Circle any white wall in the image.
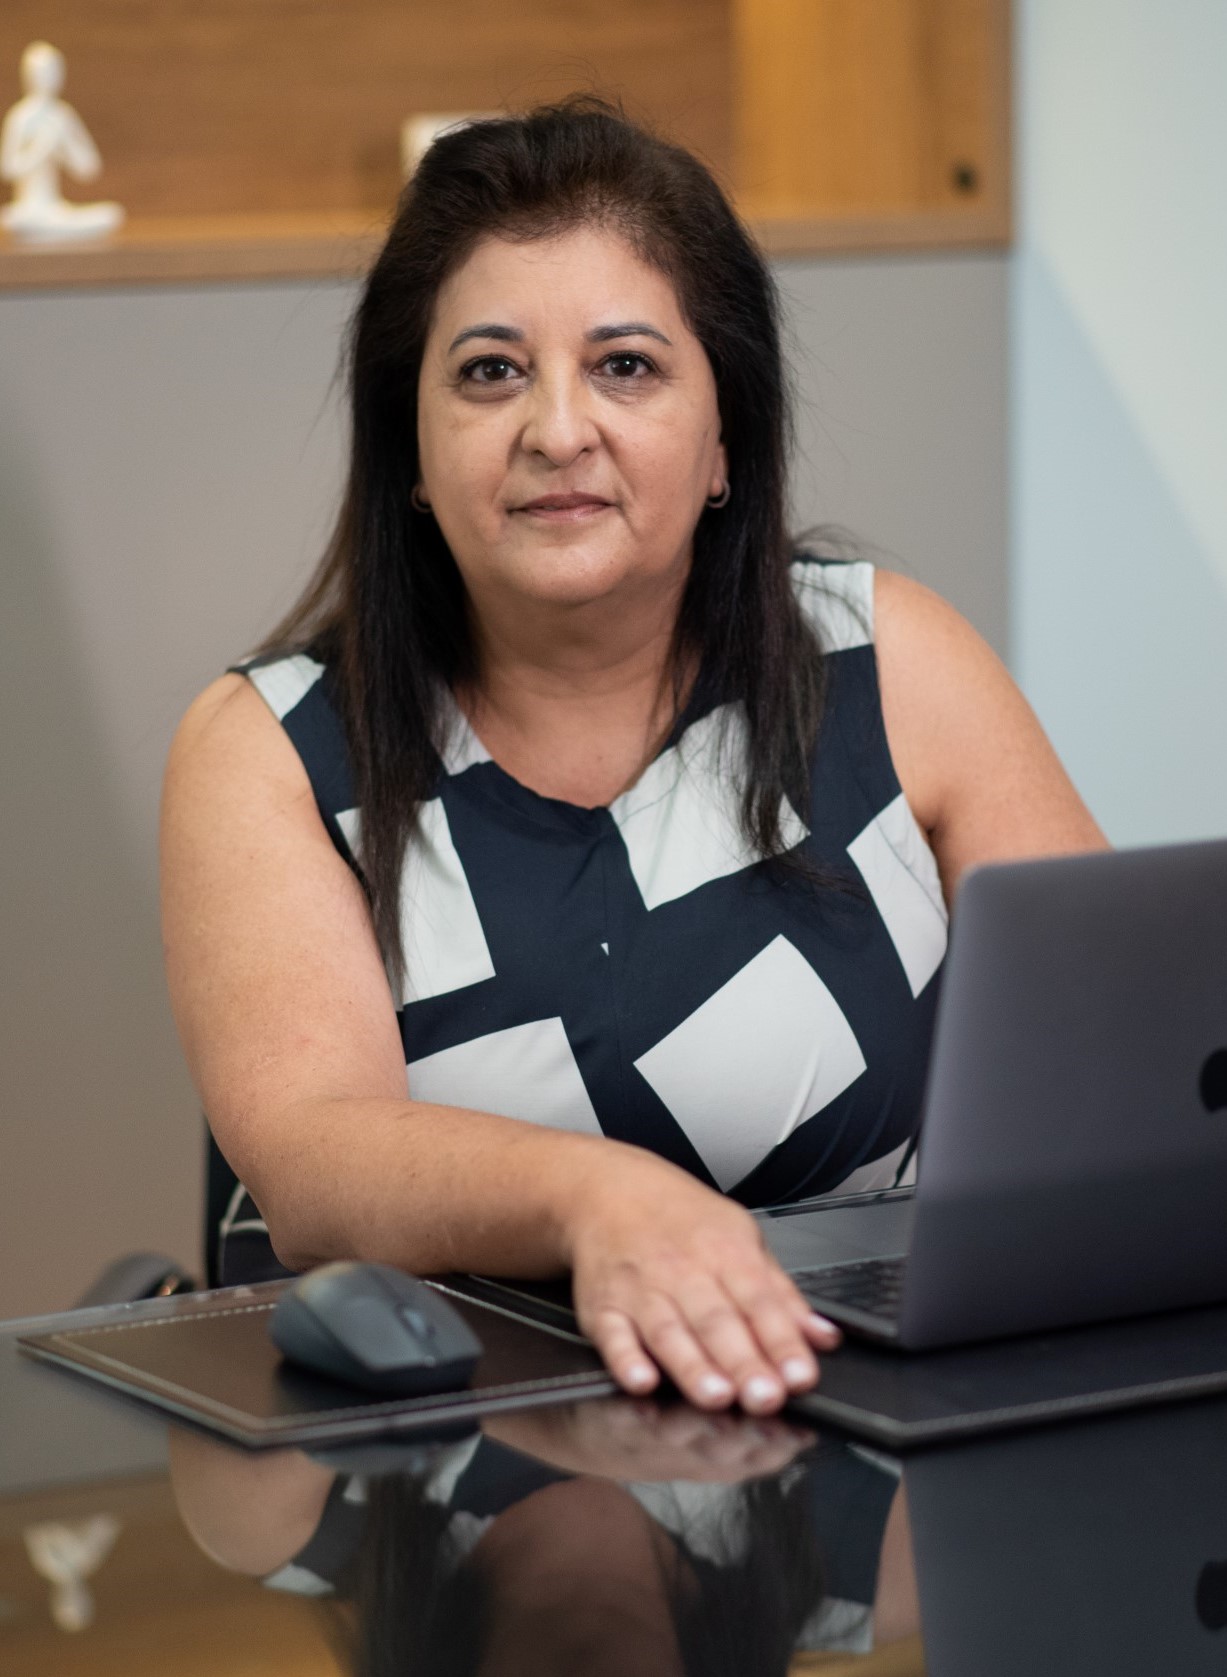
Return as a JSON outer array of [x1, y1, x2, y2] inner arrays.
[[1012, 1, 1227, 845], [0, 256, 1006, 1318]]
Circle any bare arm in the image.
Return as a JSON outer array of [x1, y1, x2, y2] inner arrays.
[[167, 1430, 335, 1577], [875, 570, 1107, 899], [160, 678, 836, 1411], [163, 581, 1094, 1417], [873, 1484, 921, 1647], [163, 676, 629, 1276]]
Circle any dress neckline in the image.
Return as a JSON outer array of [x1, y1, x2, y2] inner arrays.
[[436, 676, 719, 816]]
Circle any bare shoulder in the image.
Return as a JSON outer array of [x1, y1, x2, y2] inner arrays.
[[160, 665, 404, 1172], [160, 668, 358, 944], [165, 672, 310, 810], [873, 570, 1009, 791], [872, 568, 1106, 896]]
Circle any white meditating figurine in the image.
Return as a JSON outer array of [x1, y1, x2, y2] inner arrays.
[[1, 41, 124, 240]]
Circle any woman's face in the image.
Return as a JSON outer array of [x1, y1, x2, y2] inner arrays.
[[416, 224, 727, 628]]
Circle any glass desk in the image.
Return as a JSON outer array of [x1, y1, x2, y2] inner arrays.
[[4, 1303, 1227, 1675]]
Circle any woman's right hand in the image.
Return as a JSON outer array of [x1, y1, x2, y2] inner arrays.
[[485, 1397, 816, 1485], [564, 1152, 841, 1414]]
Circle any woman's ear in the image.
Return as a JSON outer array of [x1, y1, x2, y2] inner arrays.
[[709, 439, 729, 501]]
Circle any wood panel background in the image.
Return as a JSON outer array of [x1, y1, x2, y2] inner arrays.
[[0, 4, 1007, 297], [0, 0, 733, 219], [735, 0, 1009, 224]]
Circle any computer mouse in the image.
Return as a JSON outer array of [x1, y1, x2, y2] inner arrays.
[[270, 1262, 483, 1396]]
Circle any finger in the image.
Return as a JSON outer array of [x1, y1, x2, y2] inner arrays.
[[743, 1415, 813, 1449], [724, 1271, 837, 1393], [584, 1307, 662, 1396], [782, 1285, 843, 1349], [699, 1421, 785, 1471], [658, 1407, 735, 1449], [738, 1436, 815, 1478], [773, 1276, 844, 1354], [633, 1294, 741, 1410], [668, 1275, 794, 1413], [799, 1308, 843, 1347], [692, 1418, 812, 1480]]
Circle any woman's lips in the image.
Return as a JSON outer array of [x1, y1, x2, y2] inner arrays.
[[515, 494, 613, 522]]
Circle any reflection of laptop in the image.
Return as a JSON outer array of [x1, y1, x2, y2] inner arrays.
[[905, 1395, 1227, 1673], [758, 839, 1227, 1349]]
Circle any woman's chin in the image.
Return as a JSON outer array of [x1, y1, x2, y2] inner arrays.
[[479, 529, 689, 615], [490, 548, 671, 612]]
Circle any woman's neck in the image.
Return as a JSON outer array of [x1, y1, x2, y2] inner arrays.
[[457, 592, 692, 808]]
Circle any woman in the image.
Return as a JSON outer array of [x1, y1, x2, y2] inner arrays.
[[161, 98, 1104, 1418], [169, 1397, 910, 1674]]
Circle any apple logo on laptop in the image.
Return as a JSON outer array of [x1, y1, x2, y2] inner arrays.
[[1196, 1561, 1227, 1630], [1201, 1050, 1227, 1114]]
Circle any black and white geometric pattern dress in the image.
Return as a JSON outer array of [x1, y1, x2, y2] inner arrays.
[[263, 1431, 901, 1655], [210, 558, 948, 1284]]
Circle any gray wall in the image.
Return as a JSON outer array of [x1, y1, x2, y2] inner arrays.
[[782, 253, 1008, 654], [0, 254, 1007, 1318]]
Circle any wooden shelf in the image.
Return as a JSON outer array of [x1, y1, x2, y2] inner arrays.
[[0, 199, 1007, 292], [750, 202, 1009, 258], [0, 0, 1009, 292], [0, 210, 388, 290]]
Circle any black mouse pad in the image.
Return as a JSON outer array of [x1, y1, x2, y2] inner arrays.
[[453, 1276, 1227, 1449], [18, 1280, 616, 1448], [794, 1301, 1227, 1447]]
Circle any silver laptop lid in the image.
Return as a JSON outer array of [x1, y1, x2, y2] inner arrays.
[[900, 838, 1227, 1348]]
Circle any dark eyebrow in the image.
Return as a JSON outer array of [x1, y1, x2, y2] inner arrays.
[[447, 324, 524, 353], [586, 323, 673, 346], [447, 321, 674, 353]]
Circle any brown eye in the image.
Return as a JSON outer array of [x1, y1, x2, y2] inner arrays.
[[462, 357, 520, 384], [601, 353, 654, 378]]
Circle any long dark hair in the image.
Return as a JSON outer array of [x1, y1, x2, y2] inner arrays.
[[325, 1454, 826, 1676], [262, 96, 825, 983]]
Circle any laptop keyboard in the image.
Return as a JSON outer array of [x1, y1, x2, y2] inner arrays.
[[794, 1256, 908, 1321]]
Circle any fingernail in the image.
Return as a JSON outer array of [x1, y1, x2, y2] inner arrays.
[[625, 1362, 657, 1390], [698, 1372, 735, 1402], [744, 1375, 782, 1409], [808, 1312, 841, 1340], [782, 1356, 816, 1388]]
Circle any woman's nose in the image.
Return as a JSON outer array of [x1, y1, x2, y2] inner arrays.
[[519, 371, 601, 466]]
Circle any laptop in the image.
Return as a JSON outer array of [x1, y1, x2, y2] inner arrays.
[[905, 1392, 1227, 1672], [759, 838, 1227, 1348]]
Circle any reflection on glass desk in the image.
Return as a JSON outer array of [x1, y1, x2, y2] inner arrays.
[[7, 1308, 1227, 1674]]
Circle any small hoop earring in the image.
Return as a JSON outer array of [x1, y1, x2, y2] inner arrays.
[[706, 482, 731, 509], [411, 484, 432, 514]]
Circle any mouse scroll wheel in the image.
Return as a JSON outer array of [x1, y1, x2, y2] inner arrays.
[[398, 1305, 436, 1340]]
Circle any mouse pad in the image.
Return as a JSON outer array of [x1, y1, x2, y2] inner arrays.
[[451, 1276, 1227, 1450], [794, 1301, 1227, 1448], [28, 1279, 1227, 1453], [18, 1281, 616, 1449]]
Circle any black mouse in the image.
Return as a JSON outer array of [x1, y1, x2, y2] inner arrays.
[[270, 1262, 483, 1396]]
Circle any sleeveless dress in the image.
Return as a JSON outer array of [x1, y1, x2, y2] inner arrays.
[[263, 1431, 901, 1655], [209, 557, 948, 1285]]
